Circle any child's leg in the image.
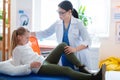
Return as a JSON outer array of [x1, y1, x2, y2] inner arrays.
[[45, 43, 65, 64], [37, 63, 91, 80], [45, 42, 82, 67]]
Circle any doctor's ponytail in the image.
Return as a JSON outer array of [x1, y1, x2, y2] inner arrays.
[[72, 8, 78, 18]]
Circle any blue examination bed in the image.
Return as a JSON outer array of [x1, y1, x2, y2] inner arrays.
[[0, 73, 70, 80]]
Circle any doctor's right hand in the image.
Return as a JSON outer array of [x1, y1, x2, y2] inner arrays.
[[30, 32, 36, 37]]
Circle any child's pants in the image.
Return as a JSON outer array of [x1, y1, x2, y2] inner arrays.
[[37, 43, 91, 80]]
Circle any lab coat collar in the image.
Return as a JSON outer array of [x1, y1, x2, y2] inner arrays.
[[57, 16, 77, 24], [71, 16, 78, 24]]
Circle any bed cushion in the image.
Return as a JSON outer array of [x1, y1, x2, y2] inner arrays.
[[29, 36, 41, 55], [106, 71, 120, 80], [0, 73, 70, 80]]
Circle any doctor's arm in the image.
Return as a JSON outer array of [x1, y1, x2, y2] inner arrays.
[[75, 23, 91, 52], [31, 23, 56, 39], [64, 24, 91, 54], [64, 45, 88, 54]]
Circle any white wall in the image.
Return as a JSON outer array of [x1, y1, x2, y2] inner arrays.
[[11, 0, 16, 33], [11, 0, 32, 32], [32, 0, 41, 31], [99, 0, 120, 61]]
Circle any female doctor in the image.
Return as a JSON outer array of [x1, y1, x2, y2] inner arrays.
[[31, 0, 91, 72]]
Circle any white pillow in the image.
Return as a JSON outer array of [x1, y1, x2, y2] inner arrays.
[[0, 59, 31, 76]]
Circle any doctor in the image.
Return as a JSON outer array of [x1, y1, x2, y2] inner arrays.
[[31, 0, 91, 72]]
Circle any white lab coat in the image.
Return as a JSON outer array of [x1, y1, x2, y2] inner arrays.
[[36, 16, 92, 69]]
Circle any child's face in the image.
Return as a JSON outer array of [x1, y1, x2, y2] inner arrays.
[[18, 32, 30, 45]]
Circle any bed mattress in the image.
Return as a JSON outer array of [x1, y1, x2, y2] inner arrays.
[[0, 73, 70, 80]]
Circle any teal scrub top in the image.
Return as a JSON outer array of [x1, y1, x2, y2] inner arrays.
[[61, 21, 74, 69]]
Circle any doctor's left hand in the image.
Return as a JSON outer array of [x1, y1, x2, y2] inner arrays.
[[64, 46, 76, 55]]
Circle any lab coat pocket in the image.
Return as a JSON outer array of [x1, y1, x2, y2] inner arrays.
[[71, 29, 79, 39]]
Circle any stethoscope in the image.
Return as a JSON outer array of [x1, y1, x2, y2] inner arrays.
[[20, 14, 29, 26]]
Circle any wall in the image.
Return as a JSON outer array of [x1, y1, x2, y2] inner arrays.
[[32, 0, 41, 31], [11, 0, 32, 33], [99, 0, 120, 61]]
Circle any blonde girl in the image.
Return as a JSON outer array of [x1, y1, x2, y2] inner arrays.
[[10, 27, 105, 80]]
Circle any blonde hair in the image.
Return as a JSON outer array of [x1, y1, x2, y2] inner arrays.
[[10, 27, 30, 56]]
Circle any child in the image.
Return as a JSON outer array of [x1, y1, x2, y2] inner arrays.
[[10, 27, 106, 80]]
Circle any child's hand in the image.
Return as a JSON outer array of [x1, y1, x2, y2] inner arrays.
[[30, 62, 41, 68]]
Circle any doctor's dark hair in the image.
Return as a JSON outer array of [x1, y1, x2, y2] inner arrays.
[[58, 0, 78, 18], [10, 27, 30, 56]]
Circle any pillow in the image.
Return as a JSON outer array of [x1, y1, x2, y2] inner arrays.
[[0, 59, 31, 76], [29, 36, 41, 55]]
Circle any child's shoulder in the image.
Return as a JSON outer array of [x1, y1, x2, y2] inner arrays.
[[15, 44, 30, 50]]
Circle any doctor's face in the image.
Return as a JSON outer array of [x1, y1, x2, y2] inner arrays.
[[57, 7, 70, 20]]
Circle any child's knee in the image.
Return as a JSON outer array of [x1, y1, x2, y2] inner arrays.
[[57, 42, 67, 51], [60, 42, 67, 47]]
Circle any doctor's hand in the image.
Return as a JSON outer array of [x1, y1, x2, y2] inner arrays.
[[64, 46, 77, 55], [30, 32, 36, 37], [30, 62, 41, 68]]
